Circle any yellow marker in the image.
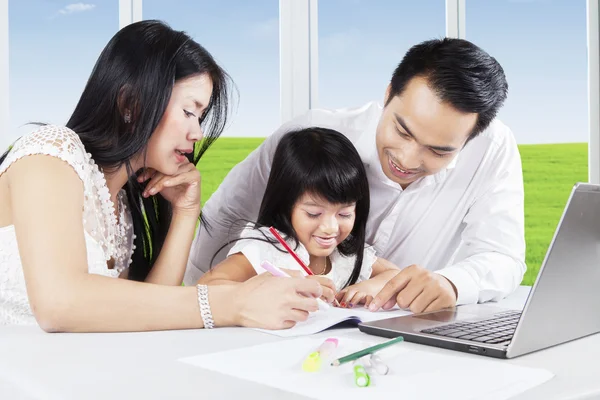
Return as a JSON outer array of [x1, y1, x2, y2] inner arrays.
[[302, 352, 322, 372], [301, 338, 339, 372]]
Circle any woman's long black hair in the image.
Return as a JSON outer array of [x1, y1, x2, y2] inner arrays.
[[213, 127, 370, 288], [0, 20, 233, 281]]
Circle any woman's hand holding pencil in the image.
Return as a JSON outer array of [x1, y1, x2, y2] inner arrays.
[[280, 269, 338, 305], [261, 261, 333, 310]]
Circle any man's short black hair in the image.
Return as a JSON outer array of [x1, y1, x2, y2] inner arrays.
[[388, 38, 508, 139]]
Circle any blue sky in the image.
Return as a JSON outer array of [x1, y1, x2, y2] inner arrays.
[[5, 0, 588, 148]]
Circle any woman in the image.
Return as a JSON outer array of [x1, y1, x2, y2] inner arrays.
[[0, 20, 322, 332]]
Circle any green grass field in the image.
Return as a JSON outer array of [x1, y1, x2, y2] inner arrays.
[[198, 139, 588, 286], [519, 143, 588, 284]]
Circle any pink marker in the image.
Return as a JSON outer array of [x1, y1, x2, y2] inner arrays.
[[261, 261, 330, 310], [316, 337, 339, 357], [260, 260, 291, 278]]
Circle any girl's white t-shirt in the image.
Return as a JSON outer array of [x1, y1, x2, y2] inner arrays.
[[227, 224, 376, 291]]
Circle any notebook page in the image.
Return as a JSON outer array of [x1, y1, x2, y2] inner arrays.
[[255, 306, 412, 337]]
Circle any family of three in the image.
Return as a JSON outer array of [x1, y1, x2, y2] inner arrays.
[[0, 20, 525, 332]]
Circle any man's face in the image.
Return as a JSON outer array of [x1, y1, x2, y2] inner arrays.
[[376, 77, 478, 189]]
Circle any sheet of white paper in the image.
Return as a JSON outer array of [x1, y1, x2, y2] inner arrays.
[[179, 337, 553, 400], [255, 306, 412, 337]]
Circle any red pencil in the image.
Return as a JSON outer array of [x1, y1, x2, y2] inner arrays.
[[268, 226, 341, 307], [268, 226, 313, 275]]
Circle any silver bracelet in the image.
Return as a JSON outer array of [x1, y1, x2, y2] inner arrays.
[[196, 284, 214, 329]]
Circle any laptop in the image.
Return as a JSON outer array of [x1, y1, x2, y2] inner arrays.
[[359, 182, 600, 359]]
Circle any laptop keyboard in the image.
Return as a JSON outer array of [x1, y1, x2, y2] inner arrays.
[[420, 310, 521, 345]]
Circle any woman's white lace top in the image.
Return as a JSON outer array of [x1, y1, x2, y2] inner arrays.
[[228, 224, 376, 291], [0, 125, 135, 325]]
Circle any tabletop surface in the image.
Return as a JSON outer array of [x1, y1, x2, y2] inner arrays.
[[0, 286, 598, 400]]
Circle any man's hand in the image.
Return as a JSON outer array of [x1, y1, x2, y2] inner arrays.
[[368, 265, 458, 313]]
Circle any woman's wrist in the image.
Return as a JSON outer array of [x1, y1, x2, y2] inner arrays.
[[201, 284, 240, 327], [172, 207, 201, 220]]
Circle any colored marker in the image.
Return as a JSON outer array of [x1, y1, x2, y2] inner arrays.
[[353, 361, 371, 387], [302, 338, 339, 372], [369, 354, 389, 375]]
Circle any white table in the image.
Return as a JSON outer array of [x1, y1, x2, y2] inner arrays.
[[0, 286, 598, 400]]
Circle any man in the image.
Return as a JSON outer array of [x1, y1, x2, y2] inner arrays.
[[185, 38, 526, 314]]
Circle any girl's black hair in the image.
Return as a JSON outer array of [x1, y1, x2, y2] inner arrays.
[[212, 127, 370, 288]]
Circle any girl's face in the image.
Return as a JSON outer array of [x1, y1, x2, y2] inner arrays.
[[145, 73, 213, 175], [290, 192, 357, 257]]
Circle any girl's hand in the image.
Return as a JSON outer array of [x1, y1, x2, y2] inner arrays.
[[336, 283, 374, 309], [336, 269, 399, 309], [232, 273, 323, 330], [138, 162, 201, 217]]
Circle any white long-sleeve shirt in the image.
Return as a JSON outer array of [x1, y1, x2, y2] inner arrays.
[[185, 101, 526, 305]]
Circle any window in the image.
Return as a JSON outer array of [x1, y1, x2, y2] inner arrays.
[[317, 0, 446, 109], [466, 0, 588, 284], [466, 0, 587, 144], [143, 0, 280, 138], [7, 1, 118, 148]]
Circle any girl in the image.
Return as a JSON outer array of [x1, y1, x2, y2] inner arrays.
[[0, 20, 322, 331], [199, 127, 399, 308]]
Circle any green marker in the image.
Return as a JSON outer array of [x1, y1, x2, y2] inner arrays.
[[331, 336, 404, 366], [353, 363, 371, 387]]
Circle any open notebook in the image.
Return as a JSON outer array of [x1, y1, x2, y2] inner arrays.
[[256, 306, 412, 337], [238, 246, 413, 337]]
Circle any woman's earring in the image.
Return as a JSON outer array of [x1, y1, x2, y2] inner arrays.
[[124, 110, 132, 124]]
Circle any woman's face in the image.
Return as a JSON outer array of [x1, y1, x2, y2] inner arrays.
[[145, 73, 213, 175]]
